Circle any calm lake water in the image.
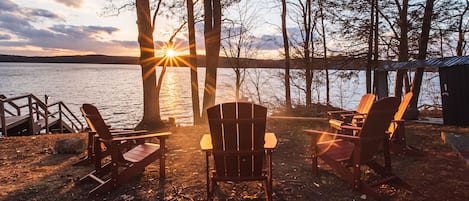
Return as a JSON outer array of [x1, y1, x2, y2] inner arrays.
[[0, 63, 440, 127]]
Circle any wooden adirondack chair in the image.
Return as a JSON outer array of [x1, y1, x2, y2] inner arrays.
[[388, 92, 417, 154], [305, 97, 408, 199], [79, 104, 171, 197], [328, 93, 376, 131], [74, 105, 147, 166], [200, 102, 277, 201]]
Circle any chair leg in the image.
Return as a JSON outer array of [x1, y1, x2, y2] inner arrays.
[[73, 131, 95, 166], [311, 136, 319, 176], [266, 178, 273, 201], [312, 155, 318, 176], [266, 151, 273, 201], [206, 152, 212, 200], [160, 138, 166, 179]]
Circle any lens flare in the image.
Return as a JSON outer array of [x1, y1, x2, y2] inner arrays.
[[166, 48, 176, 57]]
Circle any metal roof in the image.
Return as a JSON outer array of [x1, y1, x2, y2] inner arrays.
[[382, 56, 469, 71]]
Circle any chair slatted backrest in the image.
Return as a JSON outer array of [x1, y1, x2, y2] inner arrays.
[[207, 102, 267, 178], [82, 104, 126, 162], [81, 106, 98, 132], [388, 92, 413, 136], [81, 104, 113, 140], [356, 93, 376, 114], [394, 92, 413, 121], [357, 97, 399, 162]]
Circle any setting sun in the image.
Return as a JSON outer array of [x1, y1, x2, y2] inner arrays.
[[166, 48, 177, 57]]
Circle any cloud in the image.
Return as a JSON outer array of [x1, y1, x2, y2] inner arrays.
[[111, 40, 138, 48], [0, 34, 11, 40], [0, 0, 132, 56], [0, 0, 18, 11], [54, 0, 83, 8], [25, 8, 62, 19], [49, 25, 119, 38]]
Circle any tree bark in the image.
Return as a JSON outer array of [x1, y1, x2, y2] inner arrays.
[[319, 0, 330, 105], [304, 0, 312, 108], [373, 0, 388, 98], [135, 0, 164, 131], [394, 0, 409, 99], [406, 0, 435, 119], [186, 0, 201, 125], [201, 0, 221, 122], [456, 1, 468, 56], [366, 0, 375, 94], [281, 0, 292, 111]]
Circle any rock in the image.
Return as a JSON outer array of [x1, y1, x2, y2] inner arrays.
[[54, 137, 85, 154]]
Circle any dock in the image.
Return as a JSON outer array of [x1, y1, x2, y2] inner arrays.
[[1, 94, 84, 136]]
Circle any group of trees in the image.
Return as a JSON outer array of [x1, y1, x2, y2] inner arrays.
[[109, 0, 467, 129]]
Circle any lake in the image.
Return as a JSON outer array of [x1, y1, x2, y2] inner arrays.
[[0, 63, 440, 128]]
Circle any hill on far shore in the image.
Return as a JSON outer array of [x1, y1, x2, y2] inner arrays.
[[0, 54, 371, 70]]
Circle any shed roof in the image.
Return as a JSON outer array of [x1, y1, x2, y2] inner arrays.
[[382, 56, 469, 71]]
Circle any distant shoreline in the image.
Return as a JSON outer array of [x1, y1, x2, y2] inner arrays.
[[0, 54, 370, 70]]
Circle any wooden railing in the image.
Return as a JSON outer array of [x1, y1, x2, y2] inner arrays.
[[0, 94, 84, 136]]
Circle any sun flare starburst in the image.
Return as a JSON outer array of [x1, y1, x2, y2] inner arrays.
[[166, 48, 176, 57]]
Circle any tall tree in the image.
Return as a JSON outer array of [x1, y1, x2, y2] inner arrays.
[[201, 0, 222, 121], [393, 0, 410, 99], [455, 0, 468, 56], [221, 1, 258, 102], [366, 0, 375, 94], [289, 0, 314, 107], [319, 0, 330, 105], [281, 0, 292, 110], [406, 0, 435, 119], [186, 0, 202, 124], [135, 0, 165, 130]]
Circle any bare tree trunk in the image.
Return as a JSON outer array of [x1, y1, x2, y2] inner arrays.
[[135, 0, 164, 131], [201, 0, 221, 122], [304, 0, 312, 108], [281, 0, 292, 111], [394, 0, 409, 98], [373, 0, 388, 98], [235, 68, 241, 101], [186, 0, 201, 125], [366, 0, 375, 94], [456, 1, 468, 56], [406, 0, 435, 119], [319, 0, 329, 105]]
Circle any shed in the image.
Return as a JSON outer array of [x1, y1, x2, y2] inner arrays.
[[382, 56, 469, 126]]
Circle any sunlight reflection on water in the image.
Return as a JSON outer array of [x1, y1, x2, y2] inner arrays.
[[0, 63, 440, 128]]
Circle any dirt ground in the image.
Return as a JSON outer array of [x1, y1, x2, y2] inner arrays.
[[0, 119, 468, 201]]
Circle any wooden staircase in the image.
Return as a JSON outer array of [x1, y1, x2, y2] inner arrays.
[[0, 94, 84, 136]]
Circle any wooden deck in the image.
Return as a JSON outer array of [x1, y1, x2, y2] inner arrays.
[[1, 94, 83, 136], [0, 115, 29, 129], [1, 116, 75, 135]]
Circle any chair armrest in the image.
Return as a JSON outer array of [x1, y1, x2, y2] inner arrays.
[[327, 110, 356, 115], [110, 132, 171, 142], [200, 134, 212, 151], [109, 129, 148, 135], [304, 129, 360, 140], [264, 133, 277, 149], [340, 125, 362, 131], [200, 133, 278, 151], [340, 113, 366, 118]]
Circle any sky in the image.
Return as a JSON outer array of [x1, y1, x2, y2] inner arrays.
[[0, 0, 285, 59]]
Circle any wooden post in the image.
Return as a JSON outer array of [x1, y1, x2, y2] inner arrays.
[[59, 103, 63, 133], [28, 96, 34, 134], [45, 102, 49, 134], [0, 101, 6, 136]]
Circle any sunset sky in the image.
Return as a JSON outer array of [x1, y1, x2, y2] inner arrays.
[[0, 0, 286, 59]]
